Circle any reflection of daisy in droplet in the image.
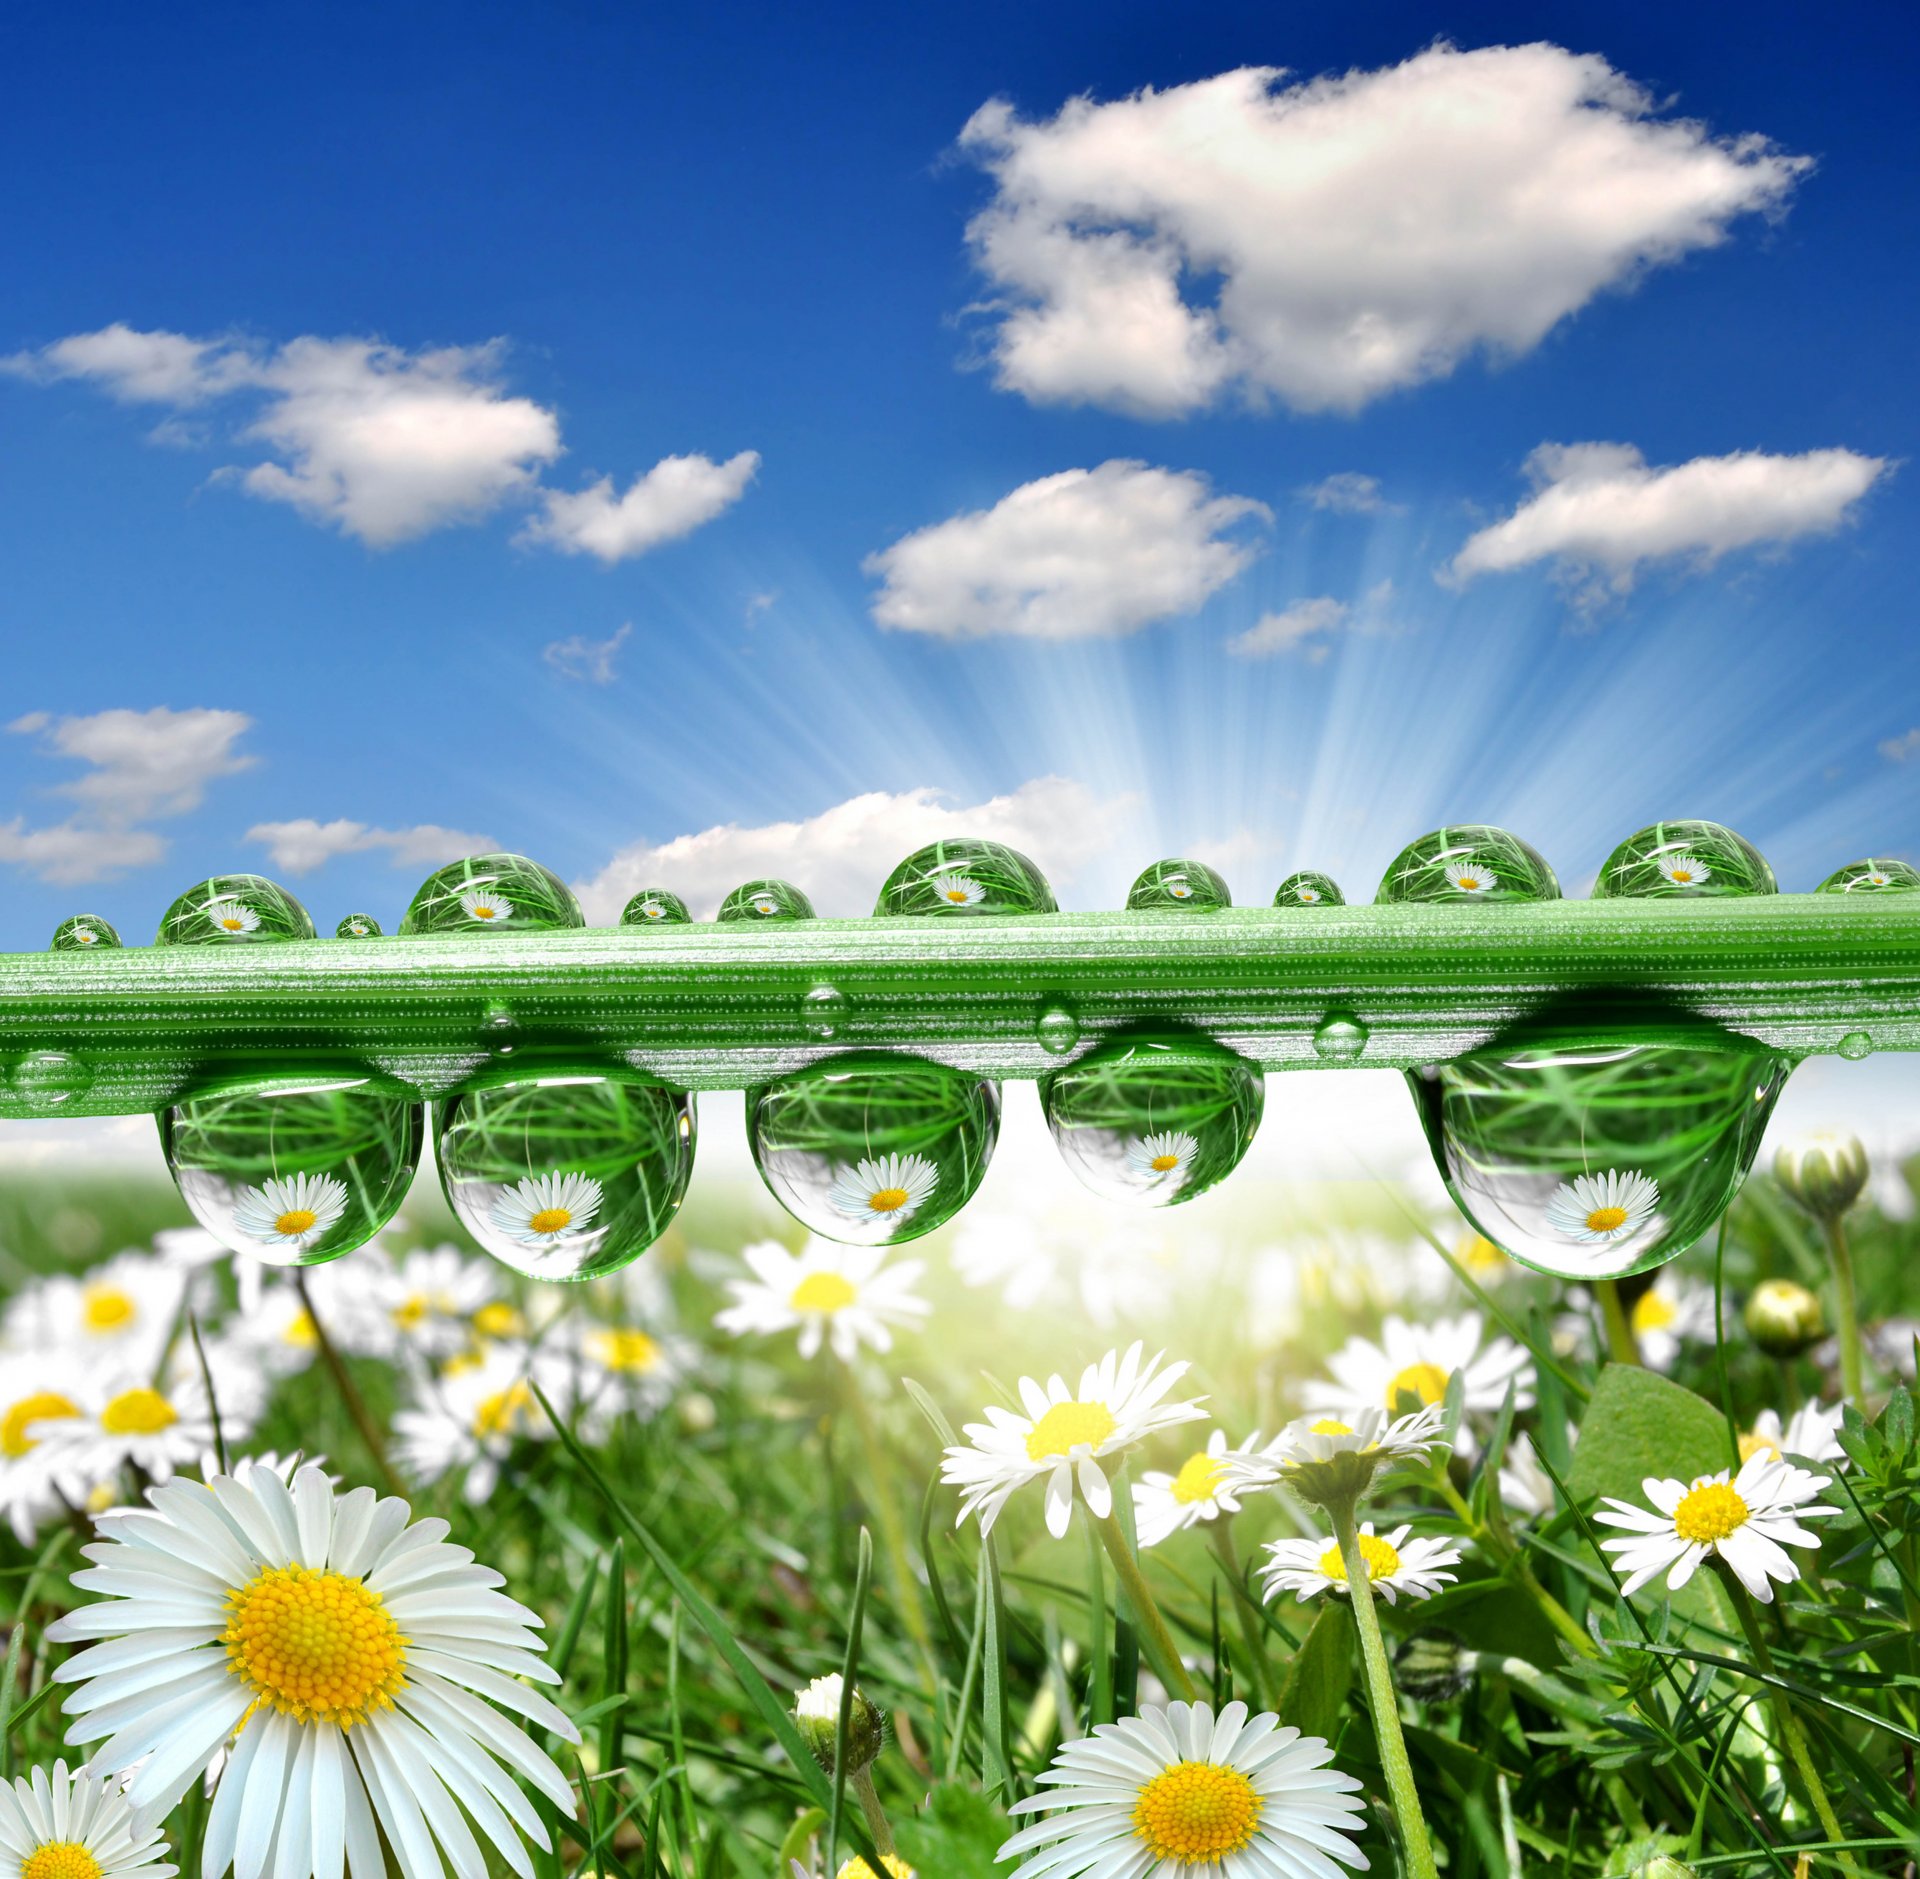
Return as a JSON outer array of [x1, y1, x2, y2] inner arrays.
[[204, 899, 260, 934], [827, 1151, 938, 1225], [1546, 1167, 1659, 1244], [459, 886, 514, 923], [1628, 1274, 1714, 1370], [998, 1699, 1368, 1879], [638, 898, 667, 920], [1126, 1130, 1198, 1186], [1164, 874, 1194, 899], [715, 1239, 929, 1361], [1862, 869, 1892, 887], [73, 925, 101, 945], [1657, 852, 1712, 887], [345, 918, 370, 935], [1133, 1427, 1268, 1547], [1742, 1400, 1846, 1466], [231, 1171, 349, 1250], [1304, 1311, 1533, 1423], [750, 892, 780, 915], [0, 1760, 178, 1879], [1444, 857, 1496, 894], [932, 873, 985, 906], [1293, 885, 1322, 903], [492, 1171, 604, 1245], [1261, 1520, 1463, 1606]]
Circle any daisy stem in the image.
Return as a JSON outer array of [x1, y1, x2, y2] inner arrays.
[[294, 1270, 403, 1496], [1328, 1496, 1440, 1879], [1093, 1508, 1198, 1703], [1207, 1519, 1272, 1709], [1822, 1214, 1865, 1404], [1596, 1280, 1642, 1366], [1429, 1472, 1595, 1658], [849, 1768, 896, 1858], [837, 1360, 934, 1661]]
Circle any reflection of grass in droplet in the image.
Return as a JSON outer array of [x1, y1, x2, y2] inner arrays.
[[1376, 826, 1559, 904], [1594, 820, 1775, 900], [401, 853, 583, 935], [1126, 857, 1231, 911], [874, 839, 1055, 917]]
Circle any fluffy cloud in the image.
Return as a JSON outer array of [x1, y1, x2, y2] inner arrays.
[[1227, 582, 1397, 661], [521, 452, 759, 563], [573, 775, 1134, 922], [0, 822, 167, 887], [958, 46, 1808, 416], [245, 818, 499, 875], [865, 460, 1267, 641], [1881, 730, 1920, 765], [543, 623, 633, 683], [1298, 473, 1400, 516], [1444, 442, 1891, 601]]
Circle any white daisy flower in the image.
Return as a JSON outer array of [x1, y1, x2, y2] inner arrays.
[[205, 900, 260, 935], [346, 919, 371, 935], [1132, 1429, 1267, 1548], [458, 887, 513, 923], [74, 925, 102, 945], [313, 1245, 504, 1362], [826, 1153, 938, 1227], [941, 1343, 1208, 1539], [749, 892, 780, 916], [1545, 1168, 1660, 1245], [1261, 1520, 1464, 1606], [638, 899, 667, 920], [1657, 853, 1712, 888], [1863, 869, 1892, 887], [569, 1319, 694, 1431], [231, 1172, 350, 1252], [197, 1449, 332, 1491], [997, 1699, 1367, 1879], [931, 873, 985, 906], [48, 1463, 578, 1876], [1225, 1405, 1451, 1497], [1124, 1130, 1199, 1188], [1294, 885, 1322, 903], [1164, 874, 1195, 900], [0, 1760, 177, 1879], [4, 1252, 190, 1376], [0, 1354, 96, 1544], [1595, 1451, 1840, 1603], [1497, 1429, 1560, 1520], [1628, 1275, 1715, 1371], [1303, 1311, 1533, 1424], [490, 1171, 604, 1247], [1444, 857, 1497, 894], [39, 1374, 234, 1496], [1742, 1401, 1847, 1467], [714, 1239, 929, 1362], [390, 1345, 568, 1504]]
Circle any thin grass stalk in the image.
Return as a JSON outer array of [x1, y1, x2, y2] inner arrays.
[[1092, 1508, 1197, 1703]]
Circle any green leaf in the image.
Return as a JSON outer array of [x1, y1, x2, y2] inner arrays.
[[1273, 1599, 1353, 1742], [892, 1781, 1014, 1879], [1567, 1363, 1730, 1509]]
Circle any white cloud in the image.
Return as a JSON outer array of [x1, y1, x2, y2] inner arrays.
[[1444, 442, 1891, 602], [865, 460, 1267, 641], [1299, 472, 1400, 516], [0, 821, 167, 887], [543, 623, 633, 683], [245, 818, 498, 875], [573, 775, 1135, 922], [1227, 581, 1397, 661], [1881, 730, 1920, 765], [958, 46, 1809, 416], [521, 452, 760, 564]]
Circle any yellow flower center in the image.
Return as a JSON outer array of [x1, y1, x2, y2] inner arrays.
[[1026, 1400, 1118, 1460], [1385, 1361, 1450, 1409], [589, 1328, 661, 1372], [1669, 868, 1695, 884], [101, 1387, 178, 1437], [835, 1858, 917, 1879], [866, 1186, 910, 1213], [945, 887, 969, 902], [392, 1291, 453, 1330], [2, 1391, 80, 1457], [472, 1381, 535, 1441], [274, 1208, 319, 1237], [223, 1564, 407, 1728], [1308, 1418, 1353, 1436], [790, 1271, 857, 1313], [1132, 1761, 1263, 1864], [1150, 1153, 1182, 1173], [527, 1207, 574, 1235], [1586, 1206, 1630, 1233], [472, 904, 499, 919], [220, 916, 246, 931], [283, 1313, 319, 1349], [1457, 1234, 1506, 1272], [1673, 1481, 1750, 1544], [1456, 874, 1483, 891], [22, 1843, 104, 1879], [1738, 1431, 1781, 1464], [1631, 1291, 1677, 1334], [1171, 1452, 1225, 1505], [81, 1285, 136, 1333], [472, 1302, 524, 1340], [1317, 1531, 1402, 1583]]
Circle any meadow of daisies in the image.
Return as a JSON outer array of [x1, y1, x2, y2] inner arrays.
[[4, 1129, 1920, 1879]]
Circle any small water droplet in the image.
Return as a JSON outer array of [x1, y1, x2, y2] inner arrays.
[[400, 853, 583, 935], [482, 1000, 519, 1055], [157, 874, 315, 945], [874, 838, 1055, 916], [1036, 1004, 1081, 1055], [1313, 1014, 1369, 1063], [11, 1051, 92, 1108], [803, 984, 848, 1040], [1593, 820, 1775, 899], [1377, 826, 1559, 904], [1126, 857, 1230, 911], [1838, 1031, 1873, 1061], [51, 914, 122, 951]]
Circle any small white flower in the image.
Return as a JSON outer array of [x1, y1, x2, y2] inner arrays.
[[1164, 873, 1194, 899], [1657, 852, 1712, 887], [941, 1343, 1208, 1539], [827, 1152, 938, 1225], [0, 1355, 96, 1543], [1294, 885, 1321, 903], [1864, 869, 1892, 887], [3, 1252, 191, 1377], [230, 1171, 349, 1250], [715, 1239, 929, 1362], [74, 925, 100, 945], [1125, 1130, 1199, 1188], [0, 1760, 177, 1879], [1304, 1310, 1533, 1424], [459, 887, 513, 923], [639, 899, 667, 919], [204, 899, 259, 934], [1743, 1401, 1847, 1467], [750, 892, 780, 916], [998, 1699, 1367, 1879], [310, 1243, 504, 1361], [491, 1171, 604, 1245], [1497, 1429, 1560, 1519], [1546, 1167, 1660, 1244], [1596, 1451, 1839, 1603], [392, 1343, 572, 1503], [1133, 1428, 1266, 1547], [38, 1374, 236, 1495], [1226, 1404, 1451, 1495], [1260, 1520, 1464, 1606], [931, 873, 985, 906], [345, 919, 370, 935], [1444, 857, 1497, 894], [1628, 1274, 1715, 1370]]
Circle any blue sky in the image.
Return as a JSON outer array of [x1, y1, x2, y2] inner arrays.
[[2, 0, 1915, 948]]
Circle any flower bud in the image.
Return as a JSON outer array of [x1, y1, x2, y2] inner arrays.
[[792, 1673, 886, 1775], [1743, 1277, 1826, 1357], [1775, 1130, 1870, 1220]]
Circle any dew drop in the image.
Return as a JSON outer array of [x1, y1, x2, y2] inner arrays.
[[1376, 827, 1558, 904], [11, 1051, 93, 1109], [718, 878, 816, 923], [156, 874, 315, 946], [749, 1053, 999, 1245], [482, 999, 519, 1055], [437, 1070, 696, 1280], [1273, 872, 1343, 908], [51, 915, 121, 951], [1838, 1031, 1873, 1061], [400, 853, 583, 936], [1818, 858, 1920, 895], [1593, 820, 1775, 899], [1126, 857, 1230, 911], [622, 887, 692, 926], [1313, 1014, 1369, 1063], [873, 837, 1054, 917], [1036, 1004, 1081, 1056], [803, 984, 848, 1040], [160, 1075, 423, 1267], [335, 912, 383, 938]]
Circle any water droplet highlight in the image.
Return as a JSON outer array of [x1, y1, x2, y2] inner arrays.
[[749, 1053, 999, 1245], [1036, 1004, 1081, 1056], [1593, 820, 1775, 899], [12, 1052, 93, 1109], [1126, 857, 1230, 911], [50, 915, 121, 951], [400, 853, 583, 935], [437, 1070, 696, 1280], [1819, 858, 1920, 895], [803, 984, 848, 1040], [1273, 872, 1343, 908], [717, 878, 815, 923], [1838, 1031, 1873, 1061], [157, 874, 315, 945], [481, 999, 519, 1055], [873, 838, 1055, 916], [335, 913, 382, 938], [622, 888, 692, 926], [1313, 1015, 1369, 1063]]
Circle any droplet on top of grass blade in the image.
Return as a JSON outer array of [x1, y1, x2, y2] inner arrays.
[[160, 1074, 423, 1267], [50, 914, 122, 951], [399, 853, 584, 935], [436, 1070, 696, 1280], [1374, 827, 1559, 904], [749, 1053, 999, 1246], [1273, 871, 1344, 907], [1126, 857, 1230, 911], [873, 838, 1056, 917], [1405, 1022, 1788, 1281], [156, 874, 316, 946], [621, 888, 692, 925], [1817, 857, 1920, 895], [335, 912, 382, 938], [717, 878, 816, 922], [1592, 820, 1775, 899], [1041, 1031, 1263, 1209]]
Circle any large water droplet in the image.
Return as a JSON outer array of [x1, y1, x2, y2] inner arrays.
[[1407, 1023, 1788, 1280], [1273, 872, 1343, 908], [1126, 857, 1230, 911], [160, 1074, 423, 1267], [51, 914, 121, 951], [437, 1070, 696, 1280], [622, 888, 692, 926], [750, 1053, 999, 1245], [157, 874, 316, 945], [1838, 1031, 1873, 1061], [874, 838, 1055, 916], [1376, 827, 1558, 904], [1042, 1031, 1263, 1208], [1819, 858, 1920, 895], [1593, 820, 1775, 898], [400, 853, 583, 935], [1313, 1015, 1369, 1063], [12, 1052, 93, 1109], [335, 913, 383, 938], [1036, 1003, 1081, 1056], [718, 878, 816, 922], [802, 984, 848, 1039]]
